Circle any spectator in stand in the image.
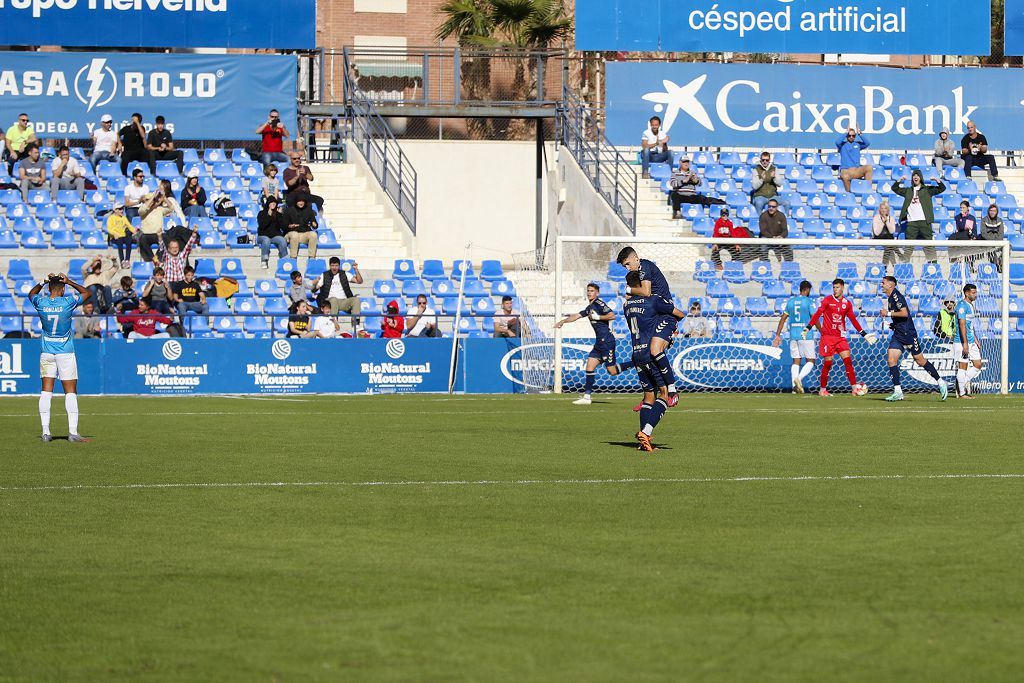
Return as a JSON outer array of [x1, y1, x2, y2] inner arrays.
[[283, 194, 319, 259], [960, 121, 1000, 181], [405, 294, 442, 338], [751, 151, 787, 214], [682, 301, 714, 338], [112, 275, 139, 313], [710, 208, 744, 270], [311, 301, 341, 338], [142, 268, 173, 314], [49, 145, 86, 200], [136, 183, 171, 262], [261, 164, 282, 205], [891, 169, 944, 263], [282, 152, 324, 211], [257, 110, 291, 168], [81, 255, 119, 312], [17, 143, 47, 202], [758, 199, 793, 262], [381, 300, 404, 338], [954, 200, 978, 238], [494, 295, 520, 338], [981, 204, 1005, 272], [118, 297, 172, 339], [180, 170, 207, 219], [123, 168, 148, 220], [933, 127, 963, 174], [118, 113, 148, 177], [871, 201, 900, 272], [313, 257, 363, 331], [640, 115, 671, 179], [257, 196, 288, 269], [90, 114, 121, 168], [933, 298, 957, 340], [172, 266, 208, 318], [156, 227, 199, 286], [4, 113, 37, 173], [145, 115, 183, 175], [74, 300, 102, 339], [286, 300, 313, 337], [669, 157, 725, 219], [835, 127, 872, 192], [288, 270, 312, 305]]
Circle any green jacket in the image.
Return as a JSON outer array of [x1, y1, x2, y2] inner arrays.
[[934, 308, 956, 339], [891, 180, 945, 223]]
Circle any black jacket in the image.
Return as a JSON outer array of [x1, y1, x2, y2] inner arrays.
[[315, 270, 354, 305], [284, 204, 317, 233], [257, 208, 288, 239]]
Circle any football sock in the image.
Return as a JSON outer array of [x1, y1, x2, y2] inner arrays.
[[798, 361, 815, 382], [842, 356, 857, 385], [65, 393, 79, 435], [651, 352, 677, 392], [820, 359, 833, 389], [584, 371, 595, 395], [956, 368, 968, 395], [642, 399, 668, 436], [888, 364, 901, 388], [966, 366, 981, 383], [639, 403, 652, 432], [39, 391, 52, 436], [790, 364, 800, 383], [922, 361, 941, 381]]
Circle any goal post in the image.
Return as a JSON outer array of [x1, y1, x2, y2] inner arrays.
[[550, 235, 1012, 395]]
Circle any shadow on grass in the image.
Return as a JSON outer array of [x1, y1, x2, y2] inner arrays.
[[603, 441, 673, 450]]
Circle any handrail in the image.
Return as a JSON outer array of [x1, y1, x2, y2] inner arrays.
[[342, 49, 418, 235], [557, 87, 638, 234]]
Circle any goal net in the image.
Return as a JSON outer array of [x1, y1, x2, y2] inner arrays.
[[515, 236, 1010, 396]]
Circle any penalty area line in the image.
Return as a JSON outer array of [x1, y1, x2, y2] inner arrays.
[[2, 473, 1024, 493]]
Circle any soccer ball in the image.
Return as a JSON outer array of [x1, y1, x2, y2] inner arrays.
[[852, 383, 869, 397]]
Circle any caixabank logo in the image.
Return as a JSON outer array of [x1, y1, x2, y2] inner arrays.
[[0, 343, 29, 393]]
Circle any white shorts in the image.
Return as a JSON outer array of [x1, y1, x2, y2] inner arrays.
[[40, 352, 79, 381], [953, 343, 983, 363], [790, 339, 815, 360]]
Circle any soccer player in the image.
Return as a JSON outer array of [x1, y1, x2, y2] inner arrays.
[[616, 246, 684, 406], [28, 273, 92, 442], [771, 279, 816, 394], [554, 283, 633, 405], [879, 276, 948, 401], [622, 270, 687, 452], [954, 283, 984, 399], [802, 278, 876, 396]]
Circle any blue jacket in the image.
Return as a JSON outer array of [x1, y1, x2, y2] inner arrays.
[[836, 134, 870, 169]]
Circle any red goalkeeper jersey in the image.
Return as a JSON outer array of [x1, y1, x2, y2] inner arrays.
[[809, 295, 863, 337]]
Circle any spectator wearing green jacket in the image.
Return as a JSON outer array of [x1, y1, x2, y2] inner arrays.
[[892, 170, 945, 263]]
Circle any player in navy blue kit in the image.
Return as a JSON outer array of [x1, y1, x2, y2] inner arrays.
[[555, 283, 634, 405], [879, 275, 947, 402], [622, 271, 687, 452], [616, 246, 684, 407], [29, 273, 93, 442]]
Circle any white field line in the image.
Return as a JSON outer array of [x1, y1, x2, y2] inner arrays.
[[2, 473, 1023, 493]]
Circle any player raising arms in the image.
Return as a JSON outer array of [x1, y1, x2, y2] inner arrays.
[[879, 276, 948, 401], [802, 278, 876, 396], [616, 246, 684, 406], [954, 283, 984, 399], [771, 279, 816, 394], [554, 282, 634, 405], [622, 270, 688, 452], [28, 273, 92, 442]]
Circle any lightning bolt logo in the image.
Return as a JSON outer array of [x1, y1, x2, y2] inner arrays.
[[83, 59, 106, 112], [74, 58, 116, 112]]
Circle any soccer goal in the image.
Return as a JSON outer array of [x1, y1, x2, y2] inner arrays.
[[537, 235, 1012, 395]]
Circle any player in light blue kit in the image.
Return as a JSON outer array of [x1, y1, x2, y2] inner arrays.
[[772, 280, 816, 394], [954, 283, 984, 399], [29, 273, 92, 442]]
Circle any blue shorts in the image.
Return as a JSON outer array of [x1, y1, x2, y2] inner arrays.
[[889, 332, 921, 355], [589, 337, 617, 366], [652, 314, 677, 343]]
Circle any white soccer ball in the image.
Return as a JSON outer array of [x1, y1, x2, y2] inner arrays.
[[852, 383, 869, 397]]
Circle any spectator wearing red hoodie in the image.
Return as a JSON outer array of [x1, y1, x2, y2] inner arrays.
[[711, 208, 745, 270], [381, 300, 404, 338], [117, 297, 173, 339]]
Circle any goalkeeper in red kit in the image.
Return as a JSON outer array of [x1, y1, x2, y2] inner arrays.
[[802, 278, 877, 396]]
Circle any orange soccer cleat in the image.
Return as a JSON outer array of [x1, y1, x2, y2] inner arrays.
[[636, 431, 656, 452]]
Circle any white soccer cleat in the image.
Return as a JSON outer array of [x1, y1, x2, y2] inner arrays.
[[793, 376, 804, 394], [573, 396, 592, 405], [885, 391, 904, 402], [68, 434, 91, 443]]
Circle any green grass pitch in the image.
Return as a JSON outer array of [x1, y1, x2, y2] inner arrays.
[[2, 393, 1024, 682]]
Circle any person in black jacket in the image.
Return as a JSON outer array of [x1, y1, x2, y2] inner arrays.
[[257, 196, 289, 269], [313, 256, 364, 333], [180, 173, 207, 219], [284, 193, 318, 259], [118, 112, 148, 177]]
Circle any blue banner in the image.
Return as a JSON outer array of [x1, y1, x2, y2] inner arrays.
[[0, 0, 313, 49], [577, 0, 989, 55], [605, 62, 1020, 150], [1006, 0, 1024, 55], [0, 52, 297, 141]]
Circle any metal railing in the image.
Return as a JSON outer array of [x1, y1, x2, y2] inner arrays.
[[557, 87, 638, 234]]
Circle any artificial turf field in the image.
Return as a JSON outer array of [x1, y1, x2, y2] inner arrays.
[[1, 393, 1023, 682]]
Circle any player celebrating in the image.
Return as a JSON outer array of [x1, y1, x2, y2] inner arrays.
[[879, 276, 948, 401], [622, 271, 687, 452], [771, 279, 816, 393], [554, 282, 634, 405], [954, 283, 984, 399], [28, 273, 92, 442], [802, 278, 876, 396], [616, 246, 684, 406]]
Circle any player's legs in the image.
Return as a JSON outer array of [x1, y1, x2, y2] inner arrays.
[[910, 351, 947, 400], [886, 344, 904, 400], [837, 339, 858, 390], [817, 337, 837, 395], [576, 355, 601, 404], [55, 354, 88, 441], [39, 372, 55, 442], [649, 334, 676, 391]]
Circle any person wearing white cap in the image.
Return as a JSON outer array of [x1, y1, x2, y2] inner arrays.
[[90, 114, 121, 168]]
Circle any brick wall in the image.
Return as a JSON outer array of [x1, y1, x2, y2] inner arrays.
[[317, 0, 456, 50]]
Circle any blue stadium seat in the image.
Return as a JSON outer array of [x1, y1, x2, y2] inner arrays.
[[906, 281, 929, 299], [204, 149, 227, 163], [795, 178, 818, 195], [472, 297, 496, 315], [836, 262, 860, 280], [693, 260, 717, 283], [806, 192, 829, 209], [220, 258, 246, 281], [474, 259, 502, 282], [275, 258, 299, 282], [745, 297, 773, 316], [1009, 262, 1024, 286], [40, 217, 67, 234], [432, 280, 459, 298], [70, 216, 96, 233], [715, 296, 742, 316], [374, 279, 399, 297], [213, 316, 243, 336], [721, 261, 747, 284], [691, 216, 714, 237], [6, 202, 30, 218], [491, 280, 516, 297], [704, 164, 727, 181], [421, 259, 447, 281], [920, 297, 941, 316], [785, 166, 807, 181], [25, 189, 48, 206], [254, 279, 280, 297], [235, 298, 260, 314], [749, 261, 773, 283], [20, 231, 46, 248], [80, 231, 106, 249], [200, 233, 226, 249], [451, 260, 475, 280], [0, 316, 24, 334], [849, 280, 873, 298], [11, 217, 37, 233], [803, 219, 827, 238], [207, 298, 231, 315], [811, 165, 835, 182], [392, 259, 418, 281], [303, 258, 327, 279], [238, 162, 262, 179], [718, 151, 742, 167], [773, 153, 797, 167], [0, 231, 16, 249], [607, 260, 627, 282], [705, 279, 731, 298], [51, 231, 77, 249], [878, 153, 902, 169], [893, 263, 915, 282], [976, 262, 999, 284], [231, 149, 253, 162], [0, 296, 17, 314], [648, 163, 671, 181], [263, 298, 289, 315], [778, 262, 803, 284], [863, 263, 886, 280], [442, 298, 471, 316], [732, 166, 752, 181], [402, 279, 427, 297], [317, 231, 340, 249]]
